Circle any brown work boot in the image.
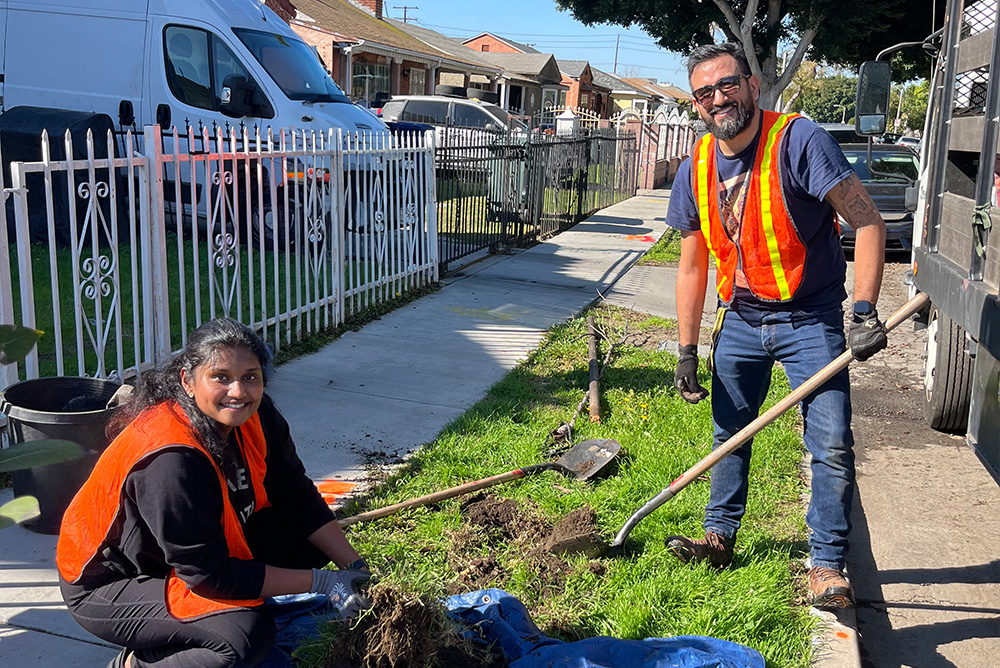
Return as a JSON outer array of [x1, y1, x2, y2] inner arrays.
[[808, 567, 855, 609], [664, 531, 734, 569]]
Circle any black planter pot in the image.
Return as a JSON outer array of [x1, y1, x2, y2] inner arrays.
[[1, 377, 121, 534]]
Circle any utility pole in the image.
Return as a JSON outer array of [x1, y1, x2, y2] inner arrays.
[[613, 34, 620, 74], [393, 5, 418, 23]]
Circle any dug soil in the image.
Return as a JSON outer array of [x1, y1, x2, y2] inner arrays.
[[447, 494, 605, 596]]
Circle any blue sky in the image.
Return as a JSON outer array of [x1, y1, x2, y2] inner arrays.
[[381, 1, 690, 90]]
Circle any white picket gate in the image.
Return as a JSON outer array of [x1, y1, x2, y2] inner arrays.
[[0, 125, 438, 386]]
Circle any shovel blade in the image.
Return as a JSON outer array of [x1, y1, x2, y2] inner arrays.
[[557, 438, 620, 480]]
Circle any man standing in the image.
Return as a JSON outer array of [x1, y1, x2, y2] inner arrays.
[[663, 42, 888, 609]]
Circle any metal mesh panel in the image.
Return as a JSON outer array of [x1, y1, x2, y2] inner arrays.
[[962, 0, 997, 38], [954, 67, 991, 115]]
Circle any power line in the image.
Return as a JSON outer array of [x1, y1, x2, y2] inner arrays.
[[393, 5, 419, 23]]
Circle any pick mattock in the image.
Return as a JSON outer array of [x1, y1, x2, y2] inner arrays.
[[602, 291, 930, 558]]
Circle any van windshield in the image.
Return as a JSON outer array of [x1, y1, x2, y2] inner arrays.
[[234, 29, 350, 104]]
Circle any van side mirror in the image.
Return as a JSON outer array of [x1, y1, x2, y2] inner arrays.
[[855, 61, 891, 136], [156, 104, 171, 130], [221, 74, 257, 118], [118, 100, 135, 127]]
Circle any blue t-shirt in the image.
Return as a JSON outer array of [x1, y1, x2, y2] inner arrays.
[[666, 116, 853, 314]]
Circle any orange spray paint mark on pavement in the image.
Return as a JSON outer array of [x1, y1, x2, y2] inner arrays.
[[625, 235, 657, 242], [317, 480, 355, 504]]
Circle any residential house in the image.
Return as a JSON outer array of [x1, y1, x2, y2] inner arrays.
[[385, 19, 504, 93], [590, 69, 651, 116], [557, 60, 612, 118], [622, 78, 689, 118], [474, 52, 567, 122], [289, 0, 501, 107], [461, 32, 541, 55]]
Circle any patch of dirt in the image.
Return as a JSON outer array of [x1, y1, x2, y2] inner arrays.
[[446, 494, 605, 597], [320, 584, 506, 668]]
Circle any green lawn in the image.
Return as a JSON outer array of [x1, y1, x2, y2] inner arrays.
[[302, 305, 814, 667], [7, 234, 425, 379]]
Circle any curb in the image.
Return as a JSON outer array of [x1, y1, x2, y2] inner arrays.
[[810, 606, 862, 668]]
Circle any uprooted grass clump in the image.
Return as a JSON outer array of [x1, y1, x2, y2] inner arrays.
[[317, 583, 506, 668]]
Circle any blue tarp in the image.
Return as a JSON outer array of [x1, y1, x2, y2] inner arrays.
[[259, 589, 765, 668], [445, 589, 766, 668]]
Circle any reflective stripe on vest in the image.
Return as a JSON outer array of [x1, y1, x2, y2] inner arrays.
[[56, 401, 270, 620], [692, 110, 807, 303]]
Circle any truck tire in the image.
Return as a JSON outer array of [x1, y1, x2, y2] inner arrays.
[[923, 305, 973, 432]]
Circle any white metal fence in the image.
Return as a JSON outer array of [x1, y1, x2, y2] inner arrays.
[[0, 125, 438, 386]]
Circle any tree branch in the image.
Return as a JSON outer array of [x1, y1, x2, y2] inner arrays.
[[711, 0, 765, 81], [742, 0, 761, 37], [776, 24, 820, 93], [767, 0, 782, 27]]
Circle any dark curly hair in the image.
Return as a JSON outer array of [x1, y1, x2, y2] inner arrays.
[[107, 318, 273, 460]]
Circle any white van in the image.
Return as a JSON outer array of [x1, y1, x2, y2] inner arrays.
[[0, 0, 385, 136]]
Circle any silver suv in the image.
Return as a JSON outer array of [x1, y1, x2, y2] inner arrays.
[[381, 95, 526, 133]]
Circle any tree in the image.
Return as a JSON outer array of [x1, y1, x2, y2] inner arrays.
[[890, 79, 930, 133], [791, 75, 857, 123], [554, 0, 943, 110]]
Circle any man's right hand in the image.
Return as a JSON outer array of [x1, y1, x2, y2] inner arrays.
[[674, 344, 709, 404]]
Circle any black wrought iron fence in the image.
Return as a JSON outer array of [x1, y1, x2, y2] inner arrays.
[[434, 127, 638, 271]]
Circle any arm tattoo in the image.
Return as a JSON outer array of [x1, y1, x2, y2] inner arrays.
[[825, 175, 884, 230]]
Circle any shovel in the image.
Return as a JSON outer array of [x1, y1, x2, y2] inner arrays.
[[603, 291, 930, 557], [336, 438, 621, 528]]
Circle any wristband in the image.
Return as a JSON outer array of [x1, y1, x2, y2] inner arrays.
[[345, 558, 369, 571]]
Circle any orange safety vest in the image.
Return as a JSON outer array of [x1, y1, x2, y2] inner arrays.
[[691, 110, 808, 304], [57, 401, 271, 621]]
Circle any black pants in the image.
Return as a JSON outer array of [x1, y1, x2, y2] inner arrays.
[[62, 509, 330, 668]]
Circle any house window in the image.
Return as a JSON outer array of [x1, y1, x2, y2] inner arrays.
[[409, 68, 426, 95], [580, 92, 590, 107], [352, 61, 390, 106], [558, 90, 567, 107], [481, 45, 490, 52]]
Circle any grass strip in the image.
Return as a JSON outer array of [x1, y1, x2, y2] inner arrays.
[[302, 304, 814, 667], [638, 228, 682, 266]]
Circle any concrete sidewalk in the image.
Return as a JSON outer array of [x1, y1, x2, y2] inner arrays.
[[0, 188, 859, 667]]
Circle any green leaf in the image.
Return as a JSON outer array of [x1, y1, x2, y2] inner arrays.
[[0, 324, 44, 365], [0, 495, 40, 530], [0, 439, 84, 473]]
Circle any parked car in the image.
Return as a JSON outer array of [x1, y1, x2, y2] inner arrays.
[[381, 92, 527, 137], [836, 143, 919, 250], [896, 135, 922, 152], [819, 123, 865, 144]]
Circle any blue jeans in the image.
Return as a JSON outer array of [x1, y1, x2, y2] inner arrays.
[[706, 306, 854, 571]]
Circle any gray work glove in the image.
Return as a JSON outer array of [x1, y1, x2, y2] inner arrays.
[[849, 310, 888, 361], [674, 344, 709, 404], [310, 568, 372, 618]]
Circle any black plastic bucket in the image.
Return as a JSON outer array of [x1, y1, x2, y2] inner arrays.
[[1, 377, 121, 534]]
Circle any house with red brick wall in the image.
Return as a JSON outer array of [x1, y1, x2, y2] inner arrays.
[[289, 0, 500, 107], [461, 32, 541, 55], [264, 0, 297, 22], [557, 60, 611, 118]]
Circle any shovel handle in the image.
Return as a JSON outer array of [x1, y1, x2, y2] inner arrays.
[[336, 463, 557, 528], [610, 292, 930, 549]]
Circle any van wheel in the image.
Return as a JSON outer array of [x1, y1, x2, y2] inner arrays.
[[923, 305, 973, 432], [250, 203, 293, 249]]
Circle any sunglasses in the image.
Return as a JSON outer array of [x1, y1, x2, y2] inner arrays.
[[692, 74, 751, 105]]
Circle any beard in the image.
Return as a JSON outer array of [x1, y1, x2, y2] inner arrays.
[[701, 96, 755, 141]]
